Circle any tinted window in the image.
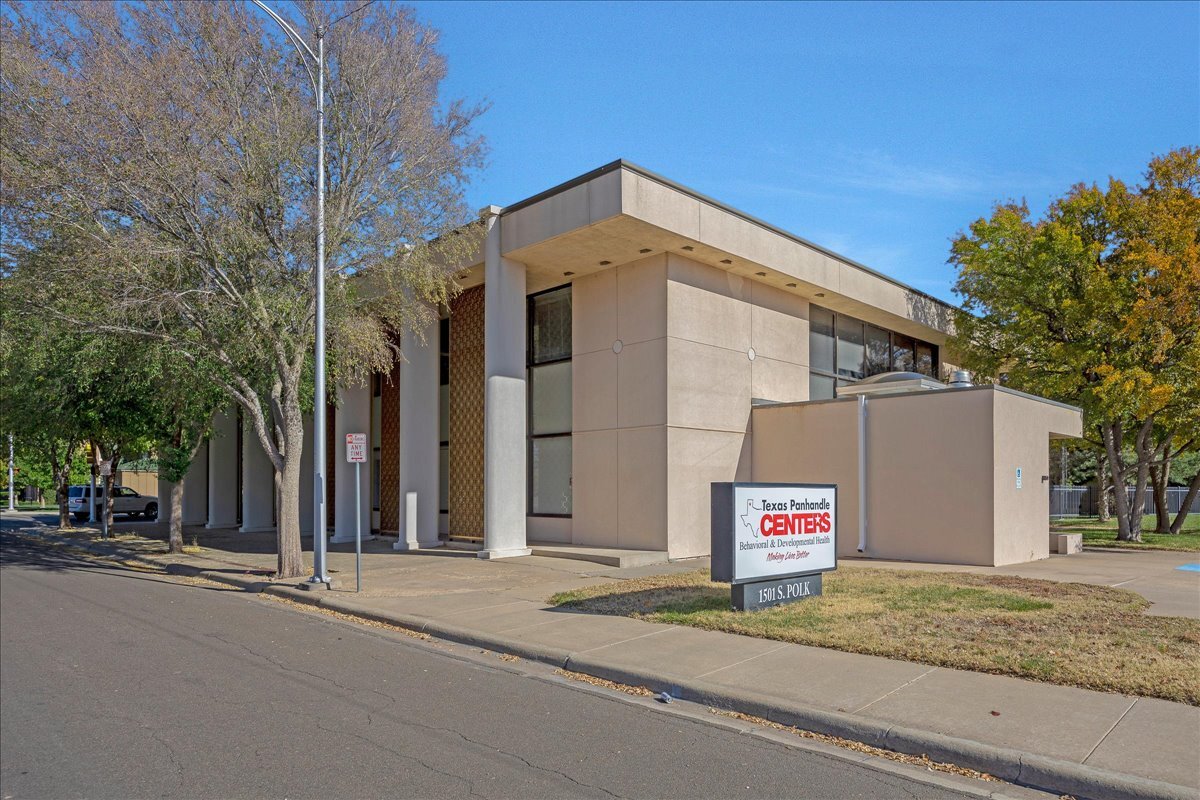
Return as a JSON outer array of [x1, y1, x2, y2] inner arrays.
[[69, 486, 87, 497], [865, 325, 891, 376], [836, 315, 865, 379], [809, 307, 835, 373], [529, 288, 571, 364]]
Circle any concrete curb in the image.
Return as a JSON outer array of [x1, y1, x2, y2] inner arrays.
[[30, 530, 1199, 800]]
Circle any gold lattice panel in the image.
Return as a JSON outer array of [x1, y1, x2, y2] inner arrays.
[[448, 286, 486, 540]]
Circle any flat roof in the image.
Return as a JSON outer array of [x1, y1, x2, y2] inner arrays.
[[498, 159, 957, 314]]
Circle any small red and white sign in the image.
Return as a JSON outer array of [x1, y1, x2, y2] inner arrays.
[[346, 433, 367, 463]]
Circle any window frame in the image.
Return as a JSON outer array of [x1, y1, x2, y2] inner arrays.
[[527, 284, 573, 519], [809, 303, 940, 398]]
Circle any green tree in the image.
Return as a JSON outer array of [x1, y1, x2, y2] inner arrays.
[[0, 309, 88, 528], [950, 147, 1200, 541], [1, 1, 484, 576]]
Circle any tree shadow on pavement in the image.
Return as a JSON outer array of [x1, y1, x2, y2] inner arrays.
[[0, 530, 239, 594]]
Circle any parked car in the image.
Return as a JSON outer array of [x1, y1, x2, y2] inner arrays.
[[67, 485, 158, 522]]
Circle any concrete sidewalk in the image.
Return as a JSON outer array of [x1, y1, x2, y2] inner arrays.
[[13, 515, 1200, 800]]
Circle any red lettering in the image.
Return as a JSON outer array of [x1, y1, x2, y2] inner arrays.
[[760, 514, 773, 536]]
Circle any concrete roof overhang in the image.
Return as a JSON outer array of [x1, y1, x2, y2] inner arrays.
[[458, 160, 958, 342]]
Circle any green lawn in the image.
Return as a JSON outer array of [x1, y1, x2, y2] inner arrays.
[[1052, 515, 1200, 551], [550, 568, 1200, 705]]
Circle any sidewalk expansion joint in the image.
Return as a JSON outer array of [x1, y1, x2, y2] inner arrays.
[[692, 642, 792, 679], [1081, 697, 1139, 765], [573, 624, 678, 655], [852, 666, 939, 714]]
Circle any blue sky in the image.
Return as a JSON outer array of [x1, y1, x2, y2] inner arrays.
[[408, 0, 1198, 303]]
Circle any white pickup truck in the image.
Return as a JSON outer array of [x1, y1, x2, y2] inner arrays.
[[67, 485, 159, 522]]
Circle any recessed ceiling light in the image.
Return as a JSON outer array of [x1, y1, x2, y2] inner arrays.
[[681, 245, 694, 251], [599, 260, 611, 266], [786, 282, 797, 288], [639, 248, 652, 254], [720, 259, 733, 265], [563, 271, 575, 276], [755, 271, 766, 277]]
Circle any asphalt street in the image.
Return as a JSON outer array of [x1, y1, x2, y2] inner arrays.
[[1, 523, 1002, 800]]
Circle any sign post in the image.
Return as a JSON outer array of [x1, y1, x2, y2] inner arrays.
[[345, 433, 367, 592], [711, 482, 837, 611], [98, 460, 112, 540]]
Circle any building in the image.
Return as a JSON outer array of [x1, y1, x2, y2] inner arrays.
[[165, 160, 1081, 567]]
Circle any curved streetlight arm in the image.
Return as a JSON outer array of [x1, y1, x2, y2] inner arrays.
[[249, 0, 318, 93]]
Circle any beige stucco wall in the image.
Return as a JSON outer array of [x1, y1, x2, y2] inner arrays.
[[991, 390, 1083, 565], [571, 253, 670, 551], [750, 387, 1081, 567], [662, 255, 812, 559]]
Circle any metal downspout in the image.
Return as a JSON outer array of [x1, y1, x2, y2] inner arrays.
[[858, 394, 867, 553]]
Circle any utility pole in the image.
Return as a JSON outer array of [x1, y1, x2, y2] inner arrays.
[[7, 434, 15, 512]]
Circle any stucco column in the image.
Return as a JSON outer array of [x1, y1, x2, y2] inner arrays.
[[394, 320, 442, 551], [300, 414, 315, 535], [181, 441, 208, 526], [480, 208, 530, 559], [206, 408, 239, 528], [240, 424, 274, 532], [332, 382, 373, 543]]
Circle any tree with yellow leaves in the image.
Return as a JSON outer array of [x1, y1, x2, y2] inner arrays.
[[950, 147, 1199, 541]]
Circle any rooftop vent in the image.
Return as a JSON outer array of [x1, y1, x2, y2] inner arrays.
[[836, 371, 946, 398]]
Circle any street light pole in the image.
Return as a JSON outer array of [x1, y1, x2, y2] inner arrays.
[[249, 1, 372, 586], [7, 434, 15, 512]]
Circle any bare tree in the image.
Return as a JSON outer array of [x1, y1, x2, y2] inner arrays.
[[1, 1, 485, 576]]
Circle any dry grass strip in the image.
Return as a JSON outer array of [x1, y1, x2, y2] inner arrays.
[[551, 568, 1200, 705]]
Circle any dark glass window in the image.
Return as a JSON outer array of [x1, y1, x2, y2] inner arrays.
[[528, 285, 572, 517], [865, 325, 891, 376], [915, 342, 935, 377], [809, 303, 938, 398], [530, 289, 572, 365], [809, 373, 836, 401], [810, 306, 835, 374], [893, 334, 915, 372], [836, 314, 865, 379]]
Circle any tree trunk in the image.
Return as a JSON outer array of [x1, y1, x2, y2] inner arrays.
[[274, 412, 306, 578], [55, 466, 72, 529], [167, 479, 186, 554], [1171, 470, 1200, 535], [1103, 422, 1141, 542], [1150, 436, 1172, 533], [1098, 451, 1111, 521]]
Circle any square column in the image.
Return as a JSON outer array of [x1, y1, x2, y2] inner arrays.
[[332, 382, 373, 543], [181, 440, 208, 526], [206, 408, 239, 528], [480, 208, 530, 559], [394, 320, 442, 551], [240, 423, 274, 532], [299, 414, 314, 535]]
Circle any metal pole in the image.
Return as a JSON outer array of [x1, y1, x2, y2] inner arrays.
[[355, 460, 362, 593], [89, 445, 97, 524], [310, 29, 330, 586], [7, 434, 15, 511]]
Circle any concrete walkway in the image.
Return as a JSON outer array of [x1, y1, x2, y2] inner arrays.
[[9, 513, 1199, 800]]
